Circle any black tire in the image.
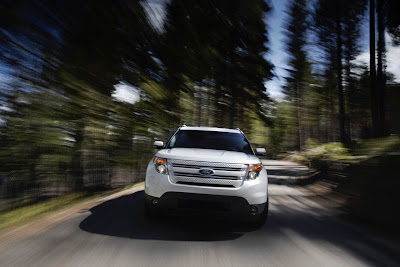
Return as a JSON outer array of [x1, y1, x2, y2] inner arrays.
[[144, 200, 158, 219]]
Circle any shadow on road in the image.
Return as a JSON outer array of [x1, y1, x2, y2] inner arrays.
[[79, 190, 251, 241], [77, 187, 400, 264]]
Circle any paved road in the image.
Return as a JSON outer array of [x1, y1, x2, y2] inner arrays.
[[1, 160, 399, 266]]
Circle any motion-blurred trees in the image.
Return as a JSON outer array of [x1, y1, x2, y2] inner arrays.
[[370, 0, 400, 137], [282, 0, 311, 151], [1, 0, 398, 205], [314, 0, 367, 144], [161, 0, 273, 129], [0, 0, 274, 202], [272, 0, 380, 154], [0, 0, 166, 197]]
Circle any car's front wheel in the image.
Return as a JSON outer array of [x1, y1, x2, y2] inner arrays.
[[144, 200, 158, 219]]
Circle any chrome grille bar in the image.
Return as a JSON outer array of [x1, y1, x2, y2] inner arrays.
[[173, 172, 241, 180], [170, 159, 246, 169], [171, 163, 243, 171]]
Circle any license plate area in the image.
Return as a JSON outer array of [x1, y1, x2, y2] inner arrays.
[[178, 199, 231, 212]]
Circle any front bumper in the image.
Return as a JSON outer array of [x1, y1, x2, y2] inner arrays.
[[145, 161, 268, 205], [145, 192, 268, 217]]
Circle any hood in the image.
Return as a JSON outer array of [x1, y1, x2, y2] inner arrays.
[[156, 148, 260, 164]]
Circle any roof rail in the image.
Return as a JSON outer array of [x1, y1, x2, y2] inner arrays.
[[181, 124, 187, 127], [236, 128, 244, 134]]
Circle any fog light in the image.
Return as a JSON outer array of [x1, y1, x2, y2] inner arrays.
[[250, 205, 258, 214], [152, 198, 159, 205]]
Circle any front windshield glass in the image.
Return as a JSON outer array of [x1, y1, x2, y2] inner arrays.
[[166, 130, 254, 155]]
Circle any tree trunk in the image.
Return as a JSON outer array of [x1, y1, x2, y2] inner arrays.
[[71, 119, 84, 191], [295, 83, 302, 151], [376, 0, 386, 136], [370, 0, 379, 137], [336, 1, 347, 144], [345, 60, 353, 141], [214, 85, 222, 127], [197, 90, 202, 126], [229, 95, 236, 129]]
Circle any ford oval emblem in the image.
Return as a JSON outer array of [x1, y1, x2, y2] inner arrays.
[[199, 168, 215, 175]]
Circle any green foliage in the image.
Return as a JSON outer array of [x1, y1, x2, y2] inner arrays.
[[307, 142, 350, 170], [285, 142, 350, 170], [304, 138, 320, 150], [284, 136, 400, 171], [353, 136, 400, 157]]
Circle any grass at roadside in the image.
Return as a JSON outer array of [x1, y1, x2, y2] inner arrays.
[[0, 182, 144, 231], [281, 136, 400, 170]]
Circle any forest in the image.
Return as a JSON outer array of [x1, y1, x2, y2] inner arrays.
[[0, 0, 399, 210]]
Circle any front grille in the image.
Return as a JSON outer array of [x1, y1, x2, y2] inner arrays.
[[172, 163, 242, 171], [169, 159, 247, 188], [174, 172, 240, 180], [171, 159, 246, 169]]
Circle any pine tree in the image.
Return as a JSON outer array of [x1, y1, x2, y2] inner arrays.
[[283, 0, 310, 150], [314, 0, 367, 143]]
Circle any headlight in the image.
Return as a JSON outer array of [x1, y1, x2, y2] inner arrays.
[[154, 157, 168, 174], [246, 164, 262, 180]]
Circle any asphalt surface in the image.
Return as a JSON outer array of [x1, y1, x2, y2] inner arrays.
[[0, 160, 399, 266]]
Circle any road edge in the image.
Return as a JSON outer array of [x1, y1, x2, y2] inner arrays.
[[0, 182, 145, 251]]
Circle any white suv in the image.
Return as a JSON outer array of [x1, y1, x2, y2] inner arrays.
[[144, 126, 268, 225]]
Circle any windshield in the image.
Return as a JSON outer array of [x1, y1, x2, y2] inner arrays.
[[166, 130, 254, 155]]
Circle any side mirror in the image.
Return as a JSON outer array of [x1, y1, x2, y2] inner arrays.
[[255, 148, 266, 156], [153, 141, 164, 149]]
